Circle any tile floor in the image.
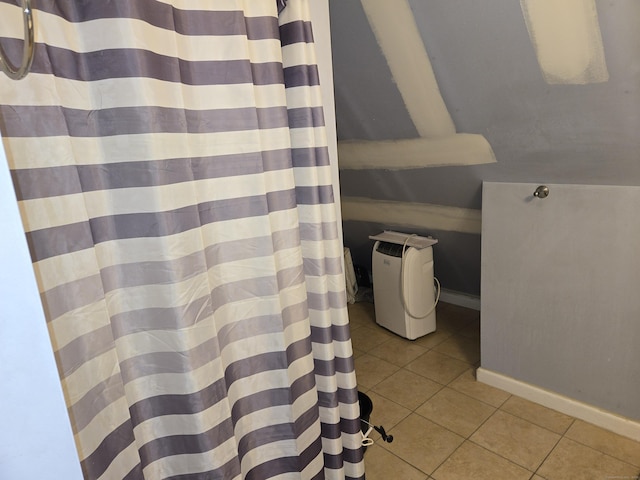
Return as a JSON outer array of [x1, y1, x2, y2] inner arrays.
[[349, 301, 640, 480]]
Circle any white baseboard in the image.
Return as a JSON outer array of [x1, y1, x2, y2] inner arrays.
[[477, 367, 640, 442], [438, 288, 480, 311]]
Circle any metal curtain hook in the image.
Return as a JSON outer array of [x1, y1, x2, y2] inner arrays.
[[533, 185, 549, 199], [0, 0, 35, 80]]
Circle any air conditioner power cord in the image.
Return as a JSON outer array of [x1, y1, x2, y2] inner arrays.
[[400, 234, 440, 319]]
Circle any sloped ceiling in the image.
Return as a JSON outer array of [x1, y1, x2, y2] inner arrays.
[[329, 0, 640, 295]]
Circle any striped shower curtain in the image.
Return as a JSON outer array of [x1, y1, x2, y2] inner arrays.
[[0, 1, 364, 479]]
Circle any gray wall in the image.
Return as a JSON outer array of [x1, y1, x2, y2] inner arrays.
[[330, 0, 640, 296], [482, 182, 640, 421]]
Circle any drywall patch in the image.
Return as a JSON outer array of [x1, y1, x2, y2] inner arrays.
[[356, 0, 496, 168], [360, 0, 455, 138], [338, 135, 496, 170], [341, 197, 481, 235], [520, 0, 608, 84]]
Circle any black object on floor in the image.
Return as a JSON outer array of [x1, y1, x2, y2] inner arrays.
[[358, 391, 393, 452], [358, 391, 373, 432]]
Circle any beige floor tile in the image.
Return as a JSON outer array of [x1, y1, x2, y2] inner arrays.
[[565, 420, 640, 468], [432, 441, 531, 480], [470, 410, 560, 471], [457, 320, 481, 340], [362, 391, 411, 442], [372, 368, 442, 411], [348, 322, 365, 334], [437, 304, 479, 332], [432, 334, 481, 364], [538, 437, 639, 480], [449, 369, 511, 408], [416, 388, 495, 438], [347, 302, 377, 328], [383, 413, 465, 475], [352, 348, 366, 359], [363, 443, 429, 480], [406, 350, 472, 385], [369, 336, 429, 367], [350, 325, 394, 352], [345, 302, 640, 480], [354, 353, 400, 389], [500, 396, 574, 435], [413, 328, 453, 349]]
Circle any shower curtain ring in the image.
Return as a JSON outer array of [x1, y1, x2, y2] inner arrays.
[[0, 0, 35, 80]]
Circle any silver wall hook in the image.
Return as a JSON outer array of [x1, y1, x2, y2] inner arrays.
[[533, 185, 549, 199]]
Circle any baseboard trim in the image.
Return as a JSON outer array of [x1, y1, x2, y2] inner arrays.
[[438, 288, 480, 311], [477, 367, 640, 442]]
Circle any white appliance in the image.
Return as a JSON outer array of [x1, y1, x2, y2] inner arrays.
[[370, 231, 438, 340]]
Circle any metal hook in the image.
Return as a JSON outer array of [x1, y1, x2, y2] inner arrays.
[[533, 185, 549, 199], [0, 0, 35, 80]]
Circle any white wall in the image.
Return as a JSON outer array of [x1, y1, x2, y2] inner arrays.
[[0, 141, 83, 478], [308, 0, 343, 244]]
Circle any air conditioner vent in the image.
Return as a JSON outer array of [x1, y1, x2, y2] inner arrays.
[[375, 241, 404, 258]]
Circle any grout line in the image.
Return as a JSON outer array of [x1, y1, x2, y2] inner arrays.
[[362, 443, 424, 477], [465, 401, 502, 440], [464, 439, 536, 477], [410, 408, 490, 447], [531, 421, 571, 479], [444, 380, 508, 411], [556, 435, 640, 471], [494, 409, 568, 439], [429, 440, 466, 478]]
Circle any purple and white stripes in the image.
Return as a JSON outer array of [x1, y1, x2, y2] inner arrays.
[[0, 0, 363, 478]]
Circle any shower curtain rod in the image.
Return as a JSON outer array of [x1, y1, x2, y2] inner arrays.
[[0, 0, 34, 80]]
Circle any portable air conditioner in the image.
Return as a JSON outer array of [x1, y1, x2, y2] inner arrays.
[[370, 231, 437, 340]]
